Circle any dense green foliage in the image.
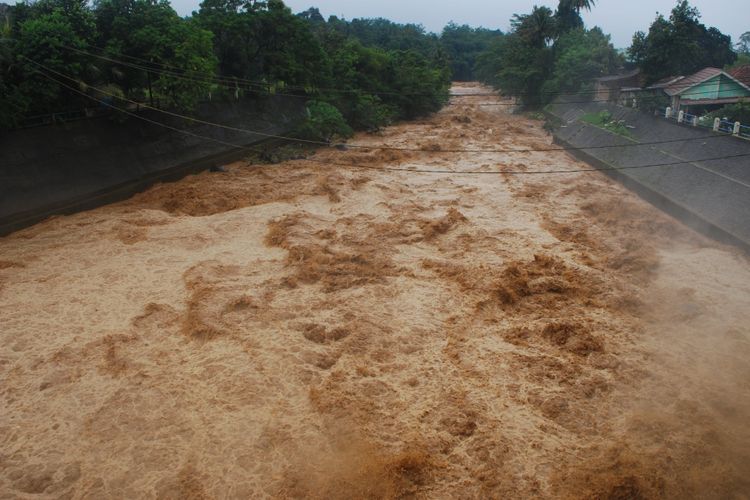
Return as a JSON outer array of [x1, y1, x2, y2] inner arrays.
[[295, 100, 352, 142], [728, 32, 750, 70], [627, 1, 736, 84], [4, 0, 741, 133], [476, 29, 551, 103], [541, 27, 621, 98], [1, 0, 218, 126], [475, 0, 619, 106], [196, 0, 324, 87], [476, 0, 740, 111], [0, 0, 450, 135], [95, 0, 218, 108], [325, 16, 441, 57], [440, 23, 501, 81]]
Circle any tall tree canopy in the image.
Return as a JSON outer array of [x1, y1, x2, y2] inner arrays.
[[555, 0, 595, 34], [194, 0, 327, 87], [476, 0, 619, 106], [94, 0, 217, 108], [627, 0, 736, 83], [477, 0, 737, 107], [730, 31, 750, 69], [511, 6, 556, 49], [440, 23, 502, 81], [0, 0, 450, 133], [542, 27, 621, 97], [737, 31, 750, 54]]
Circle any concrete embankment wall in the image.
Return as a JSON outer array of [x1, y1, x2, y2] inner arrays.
[[0, 96, 304, 235], [547, 100, 750, 252]]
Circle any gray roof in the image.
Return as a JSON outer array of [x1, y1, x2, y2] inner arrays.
[[595, 69, 641, 83]]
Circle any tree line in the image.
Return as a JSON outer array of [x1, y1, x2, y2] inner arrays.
[[4, 0, 744, 133], [474, 0, 623, 106], [628, 1, 740, 83], [473, 0, 746, 111], [0, 0, 465, 136]]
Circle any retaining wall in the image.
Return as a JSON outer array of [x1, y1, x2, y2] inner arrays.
[[0, 96, 304, 235], [547, 100, 750, 252]]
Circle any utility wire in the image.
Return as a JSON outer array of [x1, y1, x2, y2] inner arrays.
[[313, 152, 750, 176], [64, 47, 296, 94], [63, 46, 447, 100], [62, 45, 745, 101], [69, 44, 749, 99], [23, 57, 737, 157], [23, 57, 332, 147], [30, 64, 750, 182]]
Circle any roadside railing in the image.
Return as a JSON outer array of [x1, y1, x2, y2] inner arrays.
[[18, 109, 91, 128], [15, 100, 162, 129], [661, 107, 748, 140]]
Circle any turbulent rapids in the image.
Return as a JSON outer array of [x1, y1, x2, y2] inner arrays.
[[1, 83, 749, 498]]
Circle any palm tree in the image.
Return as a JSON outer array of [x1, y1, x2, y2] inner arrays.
[[567, 0, 596, 13], [512, 6, 556, 48], [555, 0, 595, 34], [737, 31, 750, 54]]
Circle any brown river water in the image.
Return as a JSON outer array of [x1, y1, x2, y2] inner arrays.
[[1, 83, 749, 498]]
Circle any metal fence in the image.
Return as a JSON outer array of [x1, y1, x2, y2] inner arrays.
[[17, 109, 92, 128], [15, 101, 162, 129], [660, 107, 749, 140]]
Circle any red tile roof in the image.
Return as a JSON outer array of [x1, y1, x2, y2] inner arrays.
[[730, 65, 750, 87]]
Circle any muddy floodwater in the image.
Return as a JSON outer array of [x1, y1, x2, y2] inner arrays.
[[2, 83, 750, 498]]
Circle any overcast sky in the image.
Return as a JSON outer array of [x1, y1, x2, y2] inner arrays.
[[170, 0, 747, 49]]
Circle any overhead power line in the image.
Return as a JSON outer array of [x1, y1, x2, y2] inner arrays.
[[313, 152, 750, 177], [23, 57, 330, 147], [61, 45, 745, 101], [23, 57, 737, 157], [27, 62, 750, 184], [64, 46, 453, 99]]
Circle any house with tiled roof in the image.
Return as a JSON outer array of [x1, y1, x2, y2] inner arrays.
[[666, 67, 750, 112]]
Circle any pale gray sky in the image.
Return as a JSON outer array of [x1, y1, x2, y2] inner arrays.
[[171, 0, 748, 49]]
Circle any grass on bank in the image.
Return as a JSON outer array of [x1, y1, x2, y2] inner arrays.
[[580, 111, 634, 139]]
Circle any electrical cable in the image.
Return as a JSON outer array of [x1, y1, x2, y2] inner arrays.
[[312, 152, 750, 176], [23, 57, 738, 156], [30, 64, 750, 183], [61, 45, 746, 102]]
